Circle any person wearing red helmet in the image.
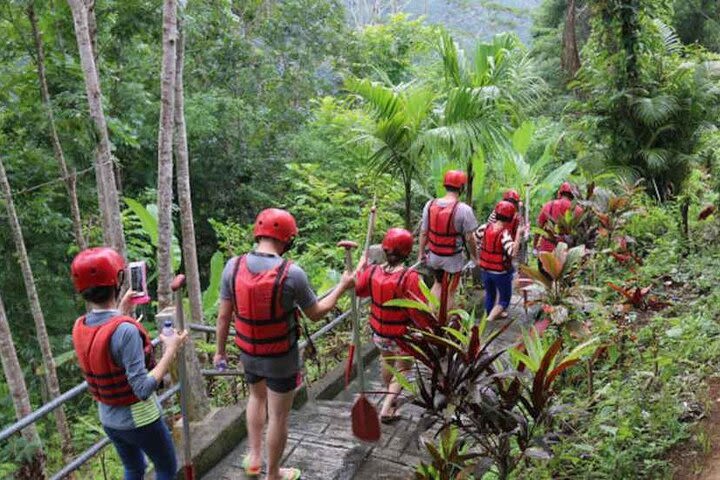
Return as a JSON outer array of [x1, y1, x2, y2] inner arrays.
[[475, 201, 525, 320], [70, 247, 188, 480], [214, 208, 354, 480], [534, 182, 584, 276], [418, 169, 478, 308], [355, 228, 429, 423], [487, 189, 524, 238]]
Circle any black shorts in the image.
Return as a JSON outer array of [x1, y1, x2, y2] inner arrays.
[[244, 371, 300, 393], [428, 268, 461, 286]]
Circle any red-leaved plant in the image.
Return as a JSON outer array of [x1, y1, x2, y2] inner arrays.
[[386, 290, 597, 480]]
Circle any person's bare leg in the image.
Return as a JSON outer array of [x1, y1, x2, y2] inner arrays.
[[379, 353, 394, 417], [265, 388, 296, 480], [381, 358, 411, 417], [487, 304, 506, 321], [247, 381, 268, 468]]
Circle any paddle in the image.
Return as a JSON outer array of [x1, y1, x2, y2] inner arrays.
[[344, 200, 377, 387], [338, 240, 381, 442]]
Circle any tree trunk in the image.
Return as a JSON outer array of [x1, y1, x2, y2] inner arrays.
[[157, 0, 178, 310], [85, 0, 98, 64], [403, 175, 412, 230], [0, 292, 45, 477], [28, 2, 87, 251], [465, 158, 474, 206], [174, 21, 203, 324], [67, 0, 125, 255], [0, 158, 74, 466], [561, 0, 581, 78]]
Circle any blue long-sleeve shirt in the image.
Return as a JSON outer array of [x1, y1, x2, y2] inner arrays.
[[85, 310, 161, 430]]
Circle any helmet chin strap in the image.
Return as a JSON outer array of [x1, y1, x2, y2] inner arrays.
[[282, 237, 295, 254]]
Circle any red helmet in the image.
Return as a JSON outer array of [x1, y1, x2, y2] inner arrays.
[[503, 189, 520, 204], [494, 201, 517, 221], [71, 247, 125, 292], [253, 208, 298, 243], [443, 170, 468, 189], [557, 182, 574, 199], [382, 228, 414, 257]]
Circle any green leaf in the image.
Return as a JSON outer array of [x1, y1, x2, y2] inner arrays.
[[384, 363, 418, 395], [512, 120, 534, 156], [125, 197, 159, 245], [418, 278, 439, 309], [384, 298, 433, 313], [202, 251, 225, 317]]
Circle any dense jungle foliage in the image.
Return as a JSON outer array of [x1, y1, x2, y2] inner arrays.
[[2, 0, 720, 478]]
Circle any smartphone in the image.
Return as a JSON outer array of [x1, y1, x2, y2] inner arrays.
[[128, 261, 150, 305]]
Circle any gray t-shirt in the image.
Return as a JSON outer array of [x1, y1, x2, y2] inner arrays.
[[83, 310, 161, 430], [421, 199, 478, 273], [220, 252, 318, 378]]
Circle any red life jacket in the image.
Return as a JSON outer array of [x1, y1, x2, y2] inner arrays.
[[232, 255, 297, 357], [368, 265, 412, 338], [539, 198, 574, 252], [427, 200, 462, 257], [479, 224, 512, 272], [72, 316, 154, 407]]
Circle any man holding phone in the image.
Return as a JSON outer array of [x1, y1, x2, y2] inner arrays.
[[213, 208, 354, 480]]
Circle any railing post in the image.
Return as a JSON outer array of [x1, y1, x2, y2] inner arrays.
[[157, 307, 210, 421]]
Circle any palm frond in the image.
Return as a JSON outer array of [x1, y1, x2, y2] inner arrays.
[[653, 19, 681, 55], [630, 94, 679, 127], [345, 77, 401, 120]]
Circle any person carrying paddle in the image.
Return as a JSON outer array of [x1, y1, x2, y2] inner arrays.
[[418, 170, 478, 309], [475, 201, 525, 321], [355, 228, 429, 423], [213, 208, 354, 480], [70, 247, 187, 480], [534, 182, 583, 277]]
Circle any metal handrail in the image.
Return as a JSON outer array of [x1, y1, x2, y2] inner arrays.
[[0, 293, 365, 479], [48, 384, 180, 480], [0, 337, 161, 444]]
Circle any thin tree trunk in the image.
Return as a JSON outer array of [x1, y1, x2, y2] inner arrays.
[[67, 0, 125, 255], [28, 2, 87, 250], [561, 0, 581, 78], [403, 175, 412, 230], [174, 21, 202, 324], [85, 0, 98, 64], [465, 158, 474, 206], [157, 0, 178, 310], [0, 158, 74, 466], [0, 292, 45, 478]]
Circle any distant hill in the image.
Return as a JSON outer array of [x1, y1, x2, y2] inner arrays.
[[396, 0, 542, 44]]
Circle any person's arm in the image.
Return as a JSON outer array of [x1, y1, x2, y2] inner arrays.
[[214, 258, 237, 366], [512, 222, 524, 258], [148, 331, 187, 383], [214, 299, 233, 364], [302, 271, 354, 320], [465, 231, 478, 263], [418, 202, 430, 263], [113, 323, 187, 398]]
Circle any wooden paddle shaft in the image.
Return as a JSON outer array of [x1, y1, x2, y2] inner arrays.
[[339, 243, 364, 391]]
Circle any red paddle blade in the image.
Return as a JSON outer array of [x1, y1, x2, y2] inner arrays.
[[183, 464, 195, 480], [345, 345, 356, 388], [352, 394, 381, 442]]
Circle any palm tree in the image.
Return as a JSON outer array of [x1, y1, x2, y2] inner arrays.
[[424, 31, 545, 205], [346, 78, 434, 229]]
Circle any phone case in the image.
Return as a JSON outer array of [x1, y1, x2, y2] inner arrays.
[[128, 261, 150, 305]]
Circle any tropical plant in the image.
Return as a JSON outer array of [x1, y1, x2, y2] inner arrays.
[[345, 77, 434, 229], [520, 242, 587, 325], [423, 30, 545, 204], [415, 426, 477, 480], [388, 288, 591, 480]]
